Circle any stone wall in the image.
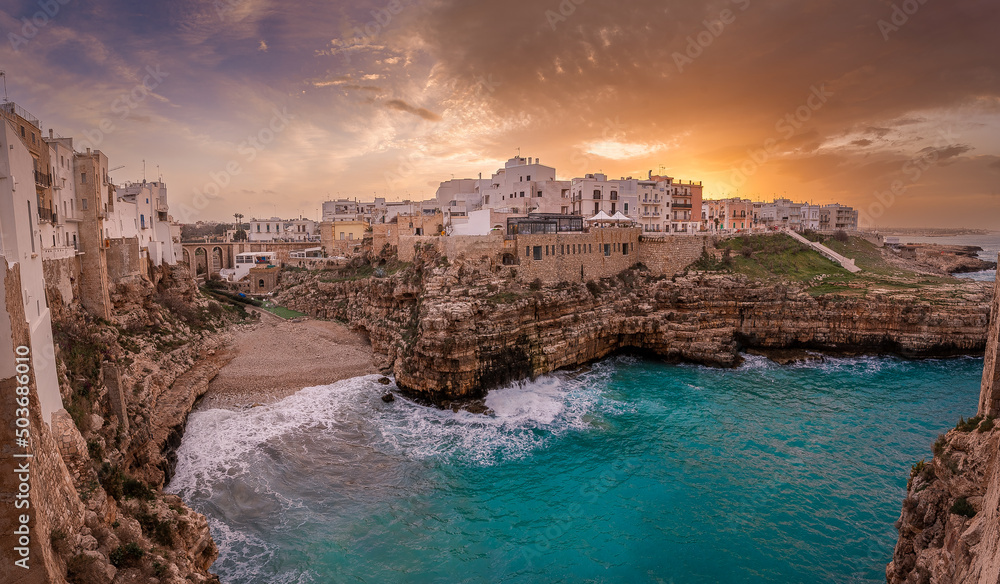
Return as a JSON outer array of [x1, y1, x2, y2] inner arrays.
[[442, 234, 504, 262], [249, 266, 281, 294], [637, 235, 712, 277], [1, 258, 87, 584], [980, 253, 1000, 417], [106, 237, 142, 281], [514, 228, 641, 283], [42, 256, 80, 307], [398, 236, 442, 262]]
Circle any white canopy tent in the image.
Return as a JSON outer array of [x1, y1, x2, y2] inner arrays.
[[586, 211, 614, 223], [610, 212, 634, 223]]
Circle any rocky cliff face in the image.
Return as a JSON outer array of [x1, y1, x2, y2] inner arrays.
[[887, 422, 1000, 584], [16, 264, 253, 584], [888, 257, 1000, 584], [275, 253, 992, 402]]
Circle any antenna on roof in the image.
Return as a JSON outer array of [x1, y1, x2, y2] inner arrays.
[[0, 71, 7, 102]]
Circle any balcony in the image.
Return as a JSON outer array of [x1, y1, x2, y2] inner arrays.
[[673, 203, 693, 210], [42, 246, 77, 261], [37, 206, 55, 223], [34, 170, 52, 188]]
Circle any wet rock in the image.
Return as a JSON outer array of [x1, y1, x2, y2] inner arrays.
[[378, 377, 391, 385], [381, 392, 395, 403]]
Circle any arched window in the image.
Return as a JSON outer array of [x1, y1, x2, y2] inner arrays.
[[258, 279, 265, 289]]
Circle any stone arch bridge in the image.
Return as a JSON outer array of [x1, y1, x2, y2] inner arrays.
[[179, 241, 317, 276]]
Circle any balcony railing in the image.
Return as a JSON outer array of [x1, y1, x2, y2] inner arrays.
[[1, 102, 41, 128], [34, 170, 51, 187], [673, 203, 693, 209], [37, 206, 55, 223]]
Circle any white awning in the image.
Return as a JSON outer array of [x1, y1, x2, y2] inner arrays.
[[586, 211, 614, 222], [610, 212, 634, 222]]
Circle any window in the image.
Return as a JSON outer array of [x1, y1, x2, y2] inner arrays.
[[560, 244, 564, 254], [526, 175, 531, 181], [259, 279, 265, 289], [533, 246, 542, 260], [20, 126, 25, 137], [82, 199, 88, 210], [81, 172, 86, 183], [623, 243, 629, 256], [537, 191, 542, 198], [593, 190, 601, 199], [28, 202, 35, 253], [624, 203, 628, 214], [545, 246, 549, 256], [603, 244, 611, 256], [520, 191, 525, 198]]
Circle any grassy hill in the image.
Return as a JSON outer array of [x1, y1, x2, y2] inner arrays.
[[692, 234, 960, 297]]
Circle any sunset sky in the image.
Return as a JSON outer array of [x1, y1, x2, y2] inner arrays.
[[2, 0, 998, 227]]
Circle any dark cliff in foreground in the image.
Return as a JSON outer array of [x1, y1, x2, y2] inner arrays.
[[275, 250, 992, 403], [887, 256, 1000, 584]]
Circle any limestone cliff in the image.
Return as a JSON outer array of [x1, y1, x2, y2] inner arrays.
[[3, 261, 252, 584], [886, 422, 1000, 584], [888, 258, 1000, 584], [275, 253, 992, 402]]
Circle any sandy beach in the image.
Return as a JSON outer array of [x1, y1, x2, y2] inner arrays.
[[197, 310, 377, 410]]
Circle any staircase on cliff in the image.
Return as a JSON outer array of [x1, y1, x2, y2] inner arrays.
[[783, 229, 862, 273]]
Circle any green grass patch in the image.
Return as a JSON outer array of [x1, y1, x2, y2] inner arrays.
[[705, 234, 854, 283], [259, 303, 307, 319]]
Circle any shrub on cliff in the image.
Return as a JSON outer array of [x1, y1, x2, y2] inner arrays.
[[109, 542, 145, 568], [979, 417, 995, 432], [955, 415, 983, 432], [135, 509, 177, 546], [950, 496, 976, 518], [529, 278, 543, 291], [833, 230, 849, 243], [586, 280, 602, 296]]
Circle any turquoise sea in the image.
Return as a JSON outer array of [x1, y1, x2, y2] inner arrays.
[[168, 355, 984, 584]]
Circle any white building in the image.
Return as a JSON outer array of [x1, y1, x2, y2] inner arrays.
[[40, 133, 82, 260], [113, 180, 178, 265], [436, 156, 572, 228], [0, 119, 63, 424], [571, 173, 638, 220], [249, 217, 319, 242], [221, 251, 278, 282]]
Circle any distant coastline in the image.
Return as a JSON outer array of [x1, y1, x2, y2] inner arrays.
[[879, 227, 996, 237]]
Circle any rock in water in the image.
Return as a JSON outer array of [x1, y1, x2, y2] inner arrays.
[[378, 377, 392, 385], [381, 392, 395, 403]]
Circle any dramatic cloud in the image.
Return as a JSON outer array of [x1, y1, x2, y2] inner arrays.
[[384, 99, 441, 121], [0, 0, 997, 227]]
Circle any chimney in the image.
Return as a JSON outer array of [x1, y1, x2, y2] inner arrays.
[[48, 129, 53, 139], [86, 147, 91, 154]]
